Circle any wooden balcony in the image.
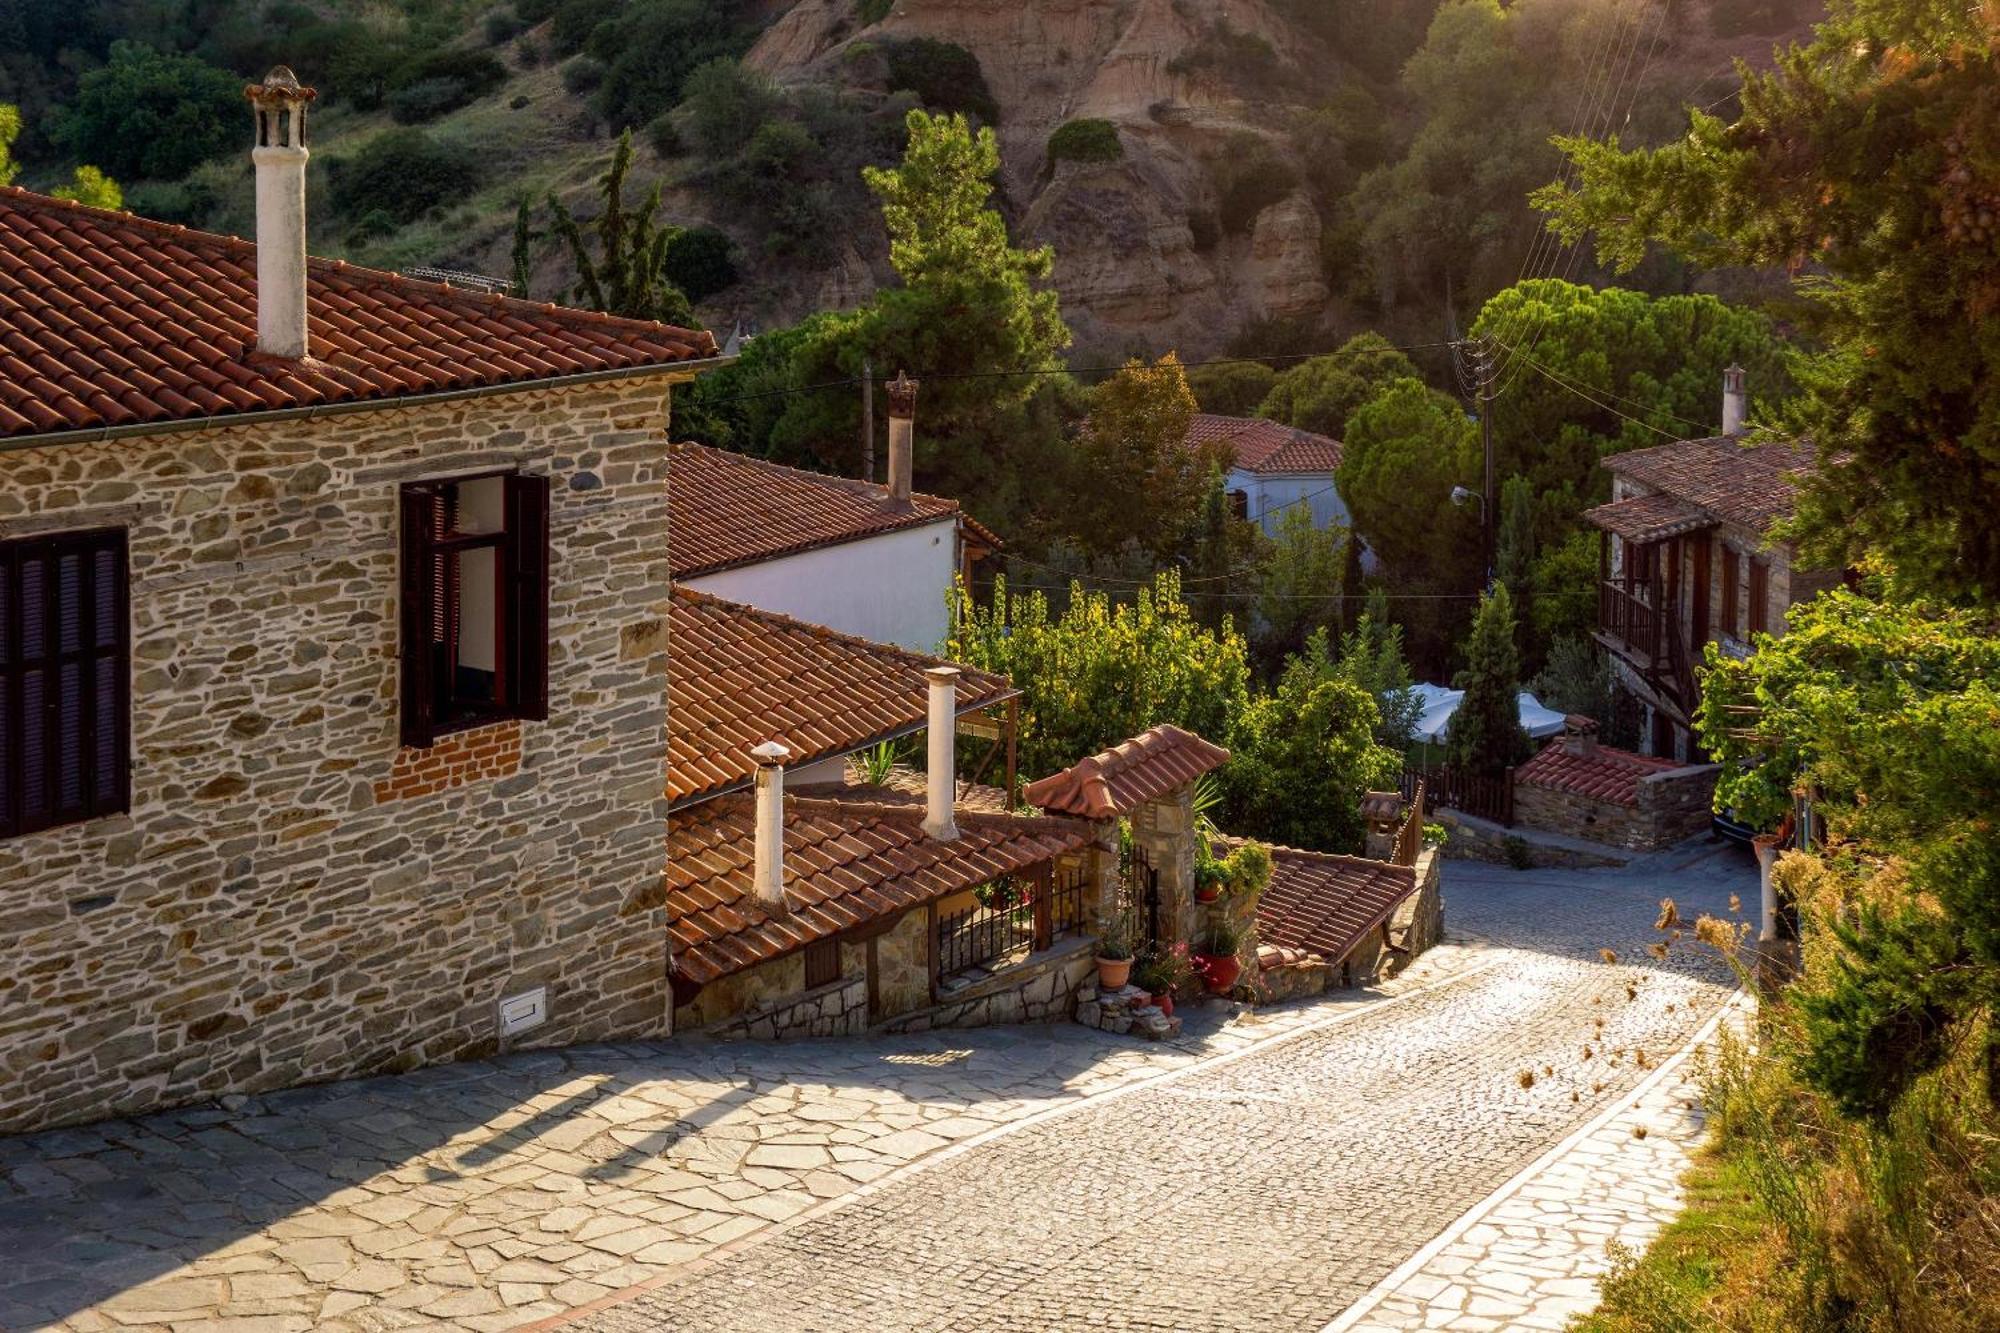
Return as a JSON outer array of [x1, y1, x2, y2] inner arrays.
[[1596, 579, 1697, 717]]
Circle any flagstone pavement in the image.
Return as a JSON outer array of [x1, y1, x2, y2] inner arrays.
[[0, 840, 1754, 1332]]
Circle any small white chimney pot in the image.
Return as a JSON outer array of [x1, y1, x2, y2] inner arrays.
[[751, 741, 790, 912], [886, 371, 918, 507], [922, 666, 959, 842], [246, 67, 316, 360], [1721, 365, 1747, 438]]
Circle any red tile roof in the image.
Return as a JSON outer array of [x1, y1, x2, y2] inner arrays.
[[1022, 725, 1230, 819], [668, 589, 1012, 806], [1186, 414, 1343, 475], [0, 187, 718, 442], [1604, 436, 1812, 535], [1582, 492, 1716, 544], [667, 796, 1096, 985], [1249, 843, 1418, 968], [1516, 739, 1683, 808], [668, 441, 1002, 579]]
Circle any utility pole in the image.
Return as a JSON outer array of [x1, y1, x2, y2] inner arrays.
[[860, 359, 875, 484], [1478, 336, 1497, 586]]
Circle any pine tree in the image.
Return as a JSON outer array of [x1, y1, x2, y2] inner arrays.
[[1447, 583, 1530, 777], [544, 130, 693, 326]]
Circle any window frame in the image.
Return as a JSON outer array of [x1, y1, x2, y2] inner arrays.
[[803, 936, 840, 990], [1, 526, 131, 840], [399, 471, 550, 749]]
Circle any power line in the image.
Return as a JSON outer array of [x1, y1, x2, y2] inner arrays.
[[1488, 335, 1687, 439]]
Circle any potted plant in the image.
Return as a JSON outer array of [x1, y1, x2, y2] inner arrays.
[[1132, 953, 1174, 1016], [1095, 911, 1136, 991], [1193, 858, 1228, 904], [1192, 921, 1243, 993]]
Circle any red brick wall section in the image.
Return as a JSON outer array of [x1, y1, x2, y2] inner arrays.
[[375, 721, 523, 804]]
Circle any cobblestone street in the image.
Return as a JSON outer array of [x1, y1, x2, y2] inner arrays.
[[0, 840, 1750, 1332]]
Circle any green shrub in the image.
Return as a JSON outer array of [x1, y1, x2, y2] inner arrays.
[[561, 56, 607, 94], [386, 49, 508, 123], [54, 41, 242, 181], [124, 178, 220, 228], [484, 8, 524, 44], [516, 0, 562, 20], [644, 112, 683, 157], [550, 0, 617, 54], [328, 129, 483, 226], [1501, 835, 1534, 870], [510, 94, 532, 110], [663, 225, 737, 302], [881, 38, 998, 125], [514, 36, 546, 68], [1047, 117, 1122, 165], [590, 0, 761, 131], [680, 58, 777, 160], [1214, 140, 1297, 233], [856, 0, 894, 23]]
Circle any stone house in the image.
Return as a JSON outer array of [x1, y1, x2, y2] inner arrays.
[[663, 588, 1113, 1038], [0, 71, 724, 1133], [1183, 413, 1351, 538], [1513, 727, 1719, 853], [668, 385, 999, 651], [1584, 368, 1837, 760]]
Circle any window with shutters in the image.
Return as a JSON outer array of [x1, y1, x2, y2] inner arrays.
[[1721, 546, 1740, 637], [1748, 559, 1769, 636], [399, 473, 551, 748], [1, 528, 130, 839], [803, 937, 840, 990]]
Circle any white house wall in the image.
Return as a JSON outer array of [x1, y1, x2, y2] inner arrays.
[[1234, 468, 1350, 537], [683, 519, 959, 650]]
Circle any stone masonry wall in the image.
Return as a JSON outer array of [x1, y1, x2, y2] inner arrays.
[[1515, 764, 1719, 852], [0, 376, 683, 1133], [688, 969, 871, 1041], [877, 938, 1096, 1035]]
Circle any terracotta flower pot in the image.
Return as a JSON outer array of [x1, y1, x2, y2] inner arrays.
[[1195, 884, 1223, 904], [1195, 953, 1242, 993], [1156, 992, 1175, 1018], [1096, 956, 1132, 990]]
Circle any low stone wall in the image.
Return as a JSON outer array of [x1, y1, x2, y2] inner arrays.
[[1514, 763, 1719, 852], [690, 974, 869, 1041], [876, 937, 1097, 1035], [1074, 980, 1181, 1041], [1436, 809, 1631, 870], [1340, 846, 1444, 984]]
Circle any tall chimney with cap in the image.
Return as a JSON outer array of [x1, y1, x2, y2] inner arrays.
[[886, 371, 918, 507], [923, 666, 959, 842], [1721, 364, 1747, 438], [751, 741, 790, 911], [245, 67, 316, 359]]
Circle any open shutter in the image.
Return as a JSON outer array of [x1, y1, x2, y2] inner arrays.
[[399, 486, 439, 748], [505, 473, 550, 722]]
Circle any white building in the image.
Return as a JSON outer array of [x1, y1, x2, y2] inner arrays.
[[1185, 413, 1350, 537], [668, 441, 998, 651]]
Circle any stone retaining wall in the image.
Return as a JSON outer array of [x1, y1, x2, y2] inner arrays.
[[1514, 764, 1719, 852], [0, 377, 685, 1133], [1437, 810, 1631, 870], [694, 975, 871, 1041], [877, 938, 1097, 1034]]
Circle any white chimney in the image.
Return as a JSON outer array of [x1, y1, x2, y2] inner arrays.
[[246, 67, 315, 360], [886, 371, 918, 507], [751, 741, 790, 912], [922, 666, 959, 842], [1721, 364, 1747, 438]]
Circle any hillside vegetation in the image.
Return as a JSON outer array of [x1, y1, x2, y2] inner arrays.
[[2, 0, 1816, 357]]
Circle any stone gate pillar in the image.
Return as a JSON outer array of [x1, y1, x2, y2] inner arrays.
[[1131, 787, 1199, 948]]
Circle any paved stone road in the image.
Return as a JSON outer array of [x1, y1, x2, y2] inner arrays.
[[0, 839, 1750, 1332], [568, 840, 1743, 1333]]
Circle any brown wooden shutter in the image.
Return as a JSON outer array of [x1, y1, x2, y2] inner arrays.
[[2, 529, 127, 838], [1721, 546, 1739, 635], [399, 486, 439, 748], [505, 473, 551, 722], [1748, 559, 1769, 635]]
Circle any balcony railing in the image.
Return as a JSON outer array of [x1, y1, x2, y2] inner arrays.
[[1599, 579, 1698, 712]]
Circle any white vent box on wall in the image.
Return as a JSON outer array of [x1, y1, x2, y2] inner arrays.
[[497, 987, 548, 1038]]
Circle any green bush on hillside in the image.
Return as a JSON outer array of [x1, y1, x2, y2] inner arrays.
[[1047, 118, 1122, 166], [386, 49, 508, 124], [328, 129, 484, 226], [54, 41, 241, 181], [550, 0, 617, 54], [663, 225, 738, 302], [881, 38, 998, 125], [589, 0, 761, 131], [562, 56, 606, 94]]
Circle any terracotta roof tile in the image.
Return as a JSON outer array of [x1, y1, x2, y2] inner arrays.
[[0, 187, 718, 442], [1185, 413, 1342, 475], [668, 590, 1012, 805], [1603, 436, 1812, 535], [668, 441, 1001, 579], [1247, 842, 1418, 967], [1582, 492, 1716, 544], [668, 796, 1097, 985], [1022, 725, 1230, 819], [1516, 739, 1683, 808]]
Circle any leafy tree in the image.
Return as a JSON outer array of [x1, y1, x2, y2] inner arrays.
[[385, 48, 507, 124], [1186, 361, 1277, 416], [544, 131, 694, 325], [1072, 353, 1212, 559], [1494, 473, 1535, 600], [1528, 634, 1609, 722], [680, 58, 778, 161], [1447, 582, 1530, 777], [662, 225, 737, 304], [1338, 587, 1423, 749], [329, 129, 483, 227], [1697, 590, 2000, 1116], [1525, 528, 1598, 657], [948, 571, 1251, 781], [589, 0, 761, 130], [1468, 279, 1789, 516], [1337, 377, 1480, 579], [881, 39, 999, 126], [1535, 0, 2000, 597], [1, 103, 119, 206], [1222, 647, 1401, 854], [1257, 332, 1419, 440], [54, 42, 240, 180], [1253, 506, 1346, 672]]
